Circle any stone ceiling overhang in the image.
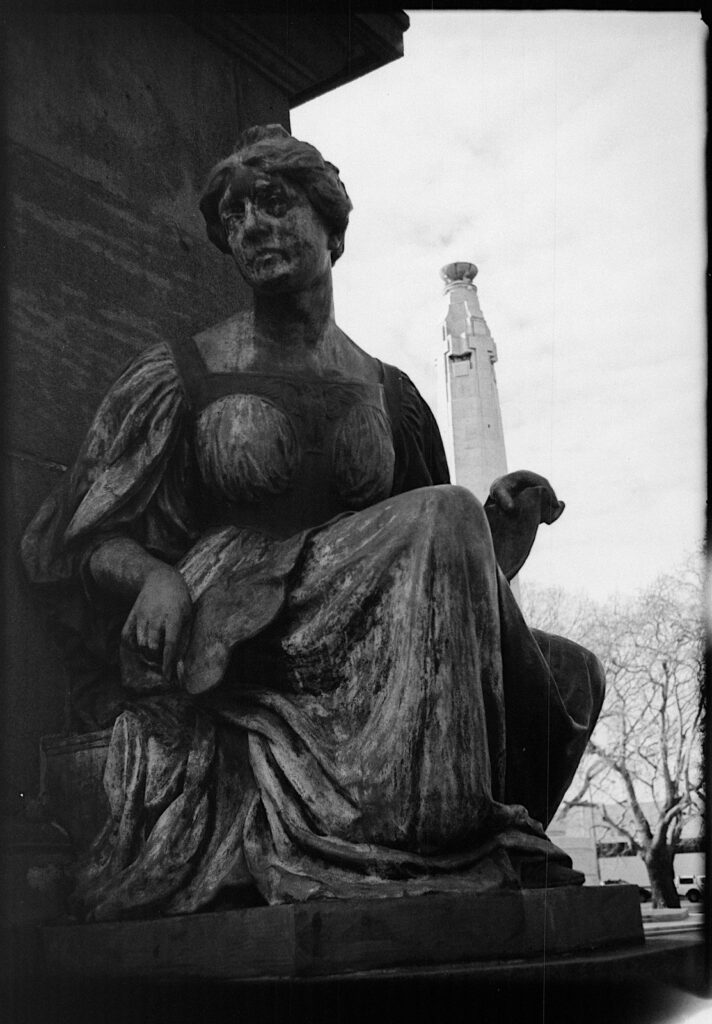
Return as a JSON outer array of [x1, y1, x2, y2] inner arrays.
[[185, 8, 410, 108]]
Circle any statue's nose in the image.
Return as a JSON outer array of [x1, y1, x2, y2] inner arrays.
[[242, 201, 268, 238]]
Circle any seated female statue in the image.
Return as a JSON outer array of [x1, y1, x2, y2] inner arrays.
[[21, 124, 604, 921]]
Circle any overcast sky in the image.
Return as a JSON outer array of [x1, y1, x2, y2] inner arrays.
[[293, 10, 706, 603]]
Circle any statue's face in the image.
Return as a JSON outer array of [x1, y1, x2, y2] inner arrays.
[[220, 171, 333, 293]]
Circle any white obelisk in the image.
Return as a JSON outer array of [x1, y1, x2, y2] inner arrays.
[[439, 262, 509, 503]]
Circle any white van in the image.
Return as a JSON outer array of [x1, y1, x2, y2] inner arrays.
[[676, 874, 705, 902]]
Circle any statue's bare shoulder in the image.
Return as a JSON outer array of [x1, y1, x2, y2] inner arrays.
[[193, 311, 256, 372], [193, 313, 382, 382]]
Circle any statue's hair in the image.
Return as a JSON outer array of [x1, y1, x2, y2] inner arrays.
[[199, 124, 353, 264]]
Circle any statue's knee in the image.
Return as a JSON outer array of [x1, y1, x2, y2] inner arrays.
[[532, 630, 606, 717], [409, 486, 491, 567], [424, 484, 486, 527], [586, 649, 606, 712], [569, 639, 606, 707]]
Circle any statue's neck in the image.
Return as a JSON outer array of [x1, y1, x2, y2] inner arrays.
[[253, 273, 335, 358]]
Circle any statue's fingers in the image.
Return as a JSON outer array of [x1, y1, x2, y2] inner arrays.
[[134, 612, 149, 650], [552, 499, 566, 522], [121, 607, 138, 647], [541, 496, 565, 525], [160, 610, 189, 675], [162, 639, 178, 680], [491, 480, 515, 512], [161, 617, 184, 678], [140, 622, 163, 660]]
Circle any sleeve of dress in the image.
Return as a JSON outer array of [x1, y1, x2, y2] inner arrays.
[[384, 365, 451, 494], [20, 343, 197, 727], [22, 342, 196, 583]]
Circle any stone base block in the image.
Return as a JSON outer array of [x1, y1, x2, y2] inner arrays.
[[40, 884, 644, 982], [1, 818, 74, 928]]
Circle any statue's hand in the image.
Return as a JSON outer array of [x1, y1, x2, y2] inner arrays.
[[488, 470, 565, 525], [121, 567, 192, 680]]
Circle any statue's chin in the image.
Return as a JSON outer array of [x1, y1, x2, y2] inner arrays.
[[241, 257, 295, 294], [252, 251, 285, 273]]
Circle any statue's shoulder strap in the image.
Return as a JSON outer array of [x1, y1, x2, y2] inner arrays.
[[379, 361, 451, 488], [165, 335, 208, 410], [379, 360, 404, 431]]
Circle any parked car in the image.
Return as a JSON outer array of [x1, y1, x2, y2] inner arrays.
[[603, 879, 651, 902], [676, 874, 705, 903]]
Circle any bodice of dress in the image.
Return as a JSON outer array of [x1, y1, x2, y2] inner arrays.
[[170, 339, 396, 537]]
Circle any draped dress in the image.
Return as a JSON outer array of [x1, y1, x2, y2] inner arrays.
[[21, 333, 605, 921]]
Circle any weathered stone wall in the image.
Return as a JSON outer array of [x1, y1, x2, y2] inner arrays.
[[4, 11, 290, 806]]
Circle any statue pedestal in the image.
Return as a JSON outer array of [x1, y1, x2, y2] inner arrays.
[[38, 885, 643, 981], [34, 733, 643, 981], [32, 732, 645, 988]]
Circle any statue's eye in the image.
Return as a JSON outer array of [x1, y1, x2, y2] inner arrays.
[[223, 209, 244, 233], [264, 197, 286, 218], [260, 192, 288, 217]]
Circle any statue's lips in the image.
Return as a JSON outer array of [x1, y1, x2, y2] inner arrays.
[[250, 249, 286, 270]]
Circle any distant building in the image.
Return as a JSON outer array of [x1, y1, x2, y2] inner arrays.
[[548, 803, 600, 886], [550, 800, 705, 888]]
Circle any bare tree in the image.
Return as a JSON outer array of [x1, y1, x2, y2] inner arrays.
[[521, 555, 705, 908]]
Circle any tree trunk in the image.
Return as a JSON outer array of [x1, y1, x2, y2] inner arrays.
[[643, 842, 680, 908]]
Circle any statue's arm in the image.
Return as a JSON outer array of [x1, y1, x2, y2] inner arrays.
[[22, 343, 196, 686], [24, 343, 194, 574], [488, 470, 564, 523], [484, 470, 565, 581], [385, 367, 451, 491], [89, 538, 192, 680]]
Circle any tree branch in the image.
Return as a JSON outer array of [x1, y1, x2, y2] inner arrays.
[[598, 805, 642, 854], [588, 740, 653, 842]]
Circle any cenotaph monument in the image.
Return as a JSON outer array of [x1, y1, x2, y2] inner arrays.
[[439, 261, 508, 503]]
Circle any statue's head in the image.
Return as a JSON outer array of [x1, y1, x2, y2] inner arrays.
[[199, 125, 352, 266]]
